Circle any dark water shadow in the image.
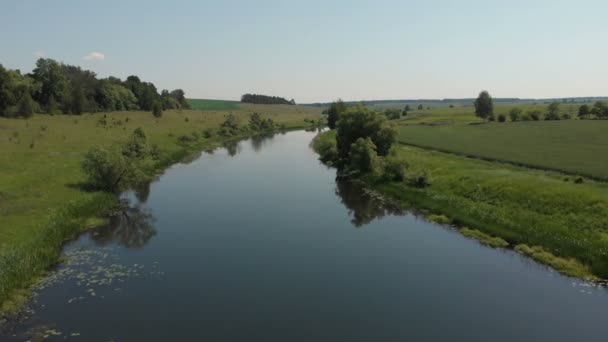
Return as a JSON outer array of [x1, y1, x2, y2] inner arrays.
[[334, 177, 406, 227], [250, 132, 276, 152], [88, 200, 157, 249]]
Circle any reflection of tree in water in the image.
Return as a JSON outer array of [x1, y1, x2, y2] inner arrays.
[[90, 201, 157, 249], [250, 132, 276, 152], [134, 182, 151, 203], [335, 178, 406, 227], [223, 140, 241, 157]]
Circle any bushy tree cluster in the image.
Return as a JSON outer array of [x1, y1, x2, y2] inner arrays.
[[240, 94, 295, 105], [336, 106, 396, 171], [327, 99, 347, 129], [248, 112, 275, 131], [0, 58, 188, 117], [82, 128, 156, 192], [383, 108, 402, 120], [474, 91, 494, 121]]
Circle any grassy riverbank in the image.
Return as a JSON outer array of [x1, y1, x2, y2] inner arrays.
[[313, 131, 608, 280], [0, 105, 322, 311]]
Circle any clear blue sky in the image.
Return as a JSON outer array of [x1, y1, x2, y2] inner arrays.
[[1, 0, 607, 103]]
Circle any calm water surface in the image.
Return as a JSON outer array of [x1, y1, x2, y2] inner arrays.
[[3, 130, 607, 341]]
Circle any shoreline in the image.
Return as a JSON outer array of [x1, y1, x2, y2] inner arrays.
[[0, 123, 318, 317]]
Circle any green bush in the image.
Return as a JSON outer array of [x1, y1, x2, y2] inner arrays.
[[382, 157, 408, 182], [348, 137, 378, 174], [152, 101, 163, 118], [82, 146, 135, 192]]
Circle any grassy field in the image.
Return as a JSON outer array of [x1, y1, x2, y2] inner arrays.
[[187, 98, 240, 111], [396, 120, 608, 179], [393, 103, 582, 125], [0, 104, 322, 309], [314, 131, 608, 279]]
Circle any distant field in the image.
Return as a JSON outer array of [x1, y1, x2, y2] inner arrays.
[[396, 120, 608, 179], [394, 103, 583, 125], [187, 98, 240, 111]]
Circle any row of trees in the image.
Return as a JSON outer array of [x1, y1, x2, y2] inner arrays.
[[240, 93, 295, 105], [0, 58, 189, 118]]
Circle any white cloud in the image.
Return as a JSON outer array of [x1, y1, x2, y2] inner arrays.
[[83, 52, 105, 61], [33, 51, 45, 57]]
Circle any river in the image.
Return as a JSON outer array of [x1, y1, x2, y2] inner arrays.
[[2, 129, 607, 341]]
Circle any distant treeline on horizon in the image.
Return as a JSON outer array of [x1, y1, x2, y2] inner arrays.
[[0, 58, 189, 118], [305, 97, 608, 108], [241, 93, 295, 105]]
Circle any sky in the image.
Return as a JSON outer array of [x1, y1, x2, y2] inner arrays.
[[1, 0, 607, 103]]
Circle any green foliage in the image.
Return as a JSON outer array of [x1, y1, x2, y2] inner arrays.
[[313, 131, 339, 165], [528, 110, 541, 121], [384, 108, 402, 120], [121, 127, 149, 159], [461, 228, 509, 248], [241, 94, 295, 105], [17, 92, 34, 118], [509, 108, 522, 122], [382, 157, 408, 182], [81, 146, 134, 192], [152, 101, 163, 118], [545, 101, 561, 120], [591, 101, 608, 119], [336, 105, 396, 161], [348, 137, 378, 174], [249, 112, 275, 131], [474, 90, 494, 121], [219, 113, 240, 136], [327, 99, 346, 129], [578, 104, 590, 118], [417, 104, 424, 110], [497, 114, 506, 122]]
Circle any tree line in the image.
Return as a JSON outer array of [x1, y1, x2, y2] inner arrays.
[[240, 93, 295, 105], [0, 58, 190, 118]]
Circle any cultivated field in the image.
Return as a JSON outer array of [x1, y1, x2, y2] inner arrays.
[[396, 120, 608, 179], [187, 98, 240, 111]]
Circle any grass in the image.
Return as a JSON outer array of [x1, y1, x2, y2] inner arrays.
[[394, 103, 582, 125], [396, 120, 608, 179], [187, 98, 240, 111], [0, 104, 323, 309], [460, 228, 509, 248], [313, 131, 608, 280]]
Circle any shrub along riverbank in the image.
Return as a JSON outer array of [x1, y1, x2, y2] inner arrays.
[[314, 129, 608, 280], [0, 107, 323, 313]]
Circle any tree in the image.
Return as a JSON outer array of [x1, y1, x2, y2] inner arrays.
[[591, 101, 608, 119], [336, 105, 396, 160], [71, 86, 86, 115], [384, 108, 401, 120], [17, 92, 34, 118], [31, 58, 67, 107], [545, 101, 560, 120], [152, 101, 163, 117], [417, 104, 424, 110], [404, 105, 411, 111], [578, 104, 590, 118], [509, 108, 522, 122], [349, 137, 378, 174], [474, 91, 494, 121], [528, 110, 542, 121], [497, 114, 506, 122], [0, 64, 16, 116], [327, 99, 346, 129], [82, 146, 134, 192]]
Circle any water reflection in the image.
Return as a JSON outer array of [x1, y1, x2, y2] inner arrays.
[[222, 140, 241, 157], [335, 177, 406, 227], [250, 132, 276, 152], [89, 200, 157, 249]]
